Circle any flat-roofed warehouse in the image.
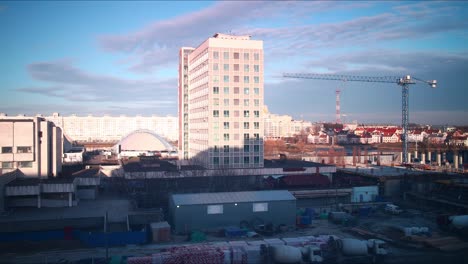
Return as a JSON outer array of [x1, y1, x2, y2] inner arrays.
[[169, 190, 296, 234]]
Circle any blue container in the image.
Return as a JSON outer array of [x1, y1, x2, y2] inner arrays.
[[359, 207, 372, 217], [305, 208, 316, 218], [300, 216, 312, 225], [225, 226, 246, 237]]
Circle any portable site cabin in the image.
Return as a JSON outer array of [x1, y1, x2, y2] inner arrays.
[[170, 190, 296, 234]]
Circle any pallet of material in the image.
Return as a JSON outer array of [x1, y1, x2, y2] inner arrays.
[[424, 236, 468, 252], [349, 227, 376, 237]]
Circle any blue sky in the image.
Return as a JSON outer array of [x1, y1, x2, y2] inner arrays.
[[1, 1, 467, 125]]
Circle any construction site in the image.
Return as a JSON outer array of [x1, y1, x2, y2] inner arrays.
[[1, 140, 467, 264]]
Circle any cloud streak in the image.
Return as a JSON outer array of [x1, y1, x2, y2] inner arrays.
[[98, 1, 468, 76], [18, 60, 177, 105], [97, 1, 374, 73]]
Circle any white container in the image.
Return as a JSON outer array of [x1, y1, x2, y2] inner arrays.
[[339, 238, 368, 256], [450, 215, 468, 229], [271, 245, 302, 263]]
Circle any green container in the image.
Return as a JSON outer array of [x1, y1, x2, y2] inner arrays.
[[297, 208, 306, 216], [191, 231, 206, 242]]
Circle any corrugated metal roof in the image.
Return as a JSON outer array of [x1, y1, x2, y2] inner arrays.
[[172, 190, 295, 206]]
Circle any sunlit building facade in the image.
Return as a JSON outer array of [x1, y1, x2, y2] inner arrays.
[[0, 115, 62, 177], [180, 33, 264, 168]]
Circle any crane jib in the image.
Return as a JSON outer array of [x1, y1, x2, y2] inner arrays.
[[282, 72, 437, 164]]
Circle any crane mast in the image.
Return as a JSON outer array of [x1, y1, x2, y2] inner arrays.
[[283, 73, 437, 164]]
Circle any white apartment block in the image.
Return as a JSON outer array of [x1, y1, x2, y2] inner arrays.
[[180, 33, 264, 169], [264, 108, 312, 138], [0, 116, 62, 177], [45, 113, 178, 143]]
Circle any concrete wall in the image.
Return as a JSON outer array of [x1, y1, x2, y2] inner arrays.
[[125, 165, 336, 179], [53, 126, 62, 176], [384, 179, 401, 198], [351, 186, 379, 203], [170, 199, 296, 234], [77, 188, 97, 200], [7, 197, 77, 208], [0, 216, 104, 232], [128, 211, 164, 226], [0, 172, 17, 212], [40, 121, 51, 178]]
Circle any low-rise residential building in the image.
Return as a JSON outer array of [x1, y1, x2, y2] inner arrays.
[[382, 132, 400, 143], [347, 134, 360, 144], [428, 134, 446, 145], [318, 134, 330, 144], [407, 131, 427, 142], [336, 132, 349, 144], [360, 133, 373, 144], [307, 133, 320, 144], [448, 136, 467, 146], [371, 133, 382, 144]]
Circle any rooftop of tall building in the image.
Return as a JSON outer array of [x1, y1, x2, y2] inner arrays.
[[212, 33, 251, 40]]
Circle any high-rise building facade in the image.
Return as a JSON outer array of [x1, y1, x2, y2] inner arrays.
[[179, 47, 195, 160], [180, 33, 264, 168]]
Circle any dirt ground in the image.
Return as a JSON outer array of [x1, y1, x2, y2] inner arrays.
[[2, 204, 468, 264]]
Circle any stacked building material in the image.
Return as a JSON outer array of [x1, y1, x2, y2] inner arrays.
[[264, 238, 286, 246], [152, 252, 172, 264], [231, 246, 247, 264], [228, 240, 249, 247], [150, 222, 171, 243], [282, 237, 309, 247], [244, 245, 262, 263], [126, 256, 152, 264], [247, 240, 267, 246]]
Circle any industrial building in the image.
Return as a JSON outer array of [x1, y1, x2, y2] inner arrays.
[[2, 168, 100, 209], [169, 190, 296, 234], [179, 33, 265, 168], [0, 115, 62, 177]]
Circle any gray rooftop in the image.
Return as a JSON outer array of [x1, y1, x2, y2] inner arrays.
[[172, 190, 296, 206]]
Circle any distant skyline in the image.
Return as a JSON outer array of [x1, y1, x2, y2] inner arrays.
[[1, 1, 467, 125]]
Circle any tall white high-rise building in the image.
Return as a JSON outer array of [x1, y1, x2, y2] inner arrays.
[[179, 33, 264, 168]]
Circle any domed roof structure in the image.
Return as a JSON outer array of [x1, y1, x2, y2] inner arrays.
[[116, 130, 174, 151]]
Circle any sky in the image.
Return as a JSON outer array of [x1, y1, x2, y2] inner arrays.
[[1, 1, 467, 125]]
